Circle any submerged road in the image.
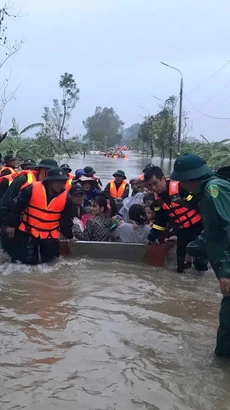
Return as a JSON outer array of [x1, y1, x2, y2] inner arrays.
[[0, 153, 229, 410]]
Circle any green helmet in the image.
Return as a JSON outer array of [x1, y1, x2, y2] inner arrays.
[[170, 153, 212, 181], [43, 167, 68, 181]]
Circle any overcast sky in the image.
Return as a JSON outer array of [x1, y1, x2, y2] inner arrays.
[[2, 0, 230, 141]]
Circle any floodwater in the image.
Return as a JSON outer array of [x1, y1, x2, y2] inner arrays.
[[0, 153, 229, 410]]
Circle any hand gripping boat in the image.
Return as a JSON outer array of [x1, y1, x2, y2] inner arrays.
[[59, 241, 175, 267]]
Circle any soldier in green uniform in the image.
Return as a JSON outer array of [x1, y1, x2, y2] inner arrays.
[[171, 153, 230, 357]]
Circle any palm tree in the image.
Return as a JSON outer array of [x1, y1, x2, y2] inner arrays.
[[8, 118, 43, 137], [181, 138, 230, 167]]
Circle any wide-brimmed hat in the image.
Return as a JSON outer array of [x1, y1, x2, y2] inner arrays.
[[21, 158, 36, 168], [4, 154, 16, 163], [113, 169, 127, 179], [78, 175, 95, 183], [61, 163, 72, 172], [84, 166, 96, 177], [43, 167, 68, 181], [170, 153, 212, 181], [35, 158, 58, 169]]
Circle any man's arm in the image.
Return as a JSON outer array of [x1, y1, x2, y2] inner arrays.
[[178, 183, 200, 209], [186, 230, 207, 258], [207, 183, 230, 279], [59, 196, 73, 239], [147, 208, 169, 242], [0, 179, 10, 202], [7, 185, 33, 227], [1, 175, 27, 220]]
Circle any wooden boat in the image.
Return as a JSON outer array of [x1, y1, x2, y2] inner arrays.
[[59, 241, 175, 267]]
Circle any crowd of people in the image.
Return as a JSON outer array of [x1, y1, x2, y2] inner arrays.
[[0, 152, 230, 356]]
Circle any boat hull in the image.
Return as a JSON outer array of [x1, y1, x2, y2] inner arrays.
[[59, 241, 174, 267]]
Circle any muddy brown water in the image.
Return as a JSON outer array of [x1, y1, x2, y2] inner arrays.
[[0, 153, 229, 410]]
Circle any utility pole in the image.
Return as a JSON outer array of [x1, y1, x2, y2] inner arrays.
[[160, 61, 183, 155]]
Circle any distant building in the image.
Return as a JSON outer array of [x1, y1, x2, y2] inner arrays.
[[184, 136, 201, 144]]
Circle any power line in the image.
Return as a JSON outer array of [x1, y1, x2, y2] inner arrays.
[[192, 97, 230, 121], [186, 58, 230, 95], [185, 96, 230, 120], [188, 80, 230, 118], [198, 80, 230, 110]]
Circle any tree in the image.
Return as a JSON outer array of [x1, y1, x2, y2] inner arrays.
[[137, 95, 178, 159], [39, 73, 80, 157], [0, 5, 24, 129], [58, 73, 80, 147], [181, 138, 230, 168], [123, 123, 140, 140], [138, 119, 153, 155], [8, 118, 43, 137], [83, 107, 124, 150]]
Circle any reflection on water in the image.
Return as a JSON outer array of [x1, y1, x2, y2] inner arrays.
[[0, 154, 229, 410]]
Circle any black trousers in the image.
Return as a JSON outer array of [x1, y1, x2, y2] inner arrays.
[[176, 224, 207, 271], [1, 229, 27, 262], [20, 235, 59, 265], [1, 231, 59, 265]]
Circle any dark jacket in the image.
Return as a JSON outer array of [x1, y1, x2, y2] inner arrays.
[[8, 182, 73, 239], [148, 180, 202, 242], [186, 175, 230, 278], [1, 174, 29, 225]]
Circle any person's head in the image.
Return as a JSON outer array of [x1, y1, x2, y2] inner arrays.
[[84, 166, 96, 177], [21, 158, 36, 170], [78, 176, 96, 192], [144, 166, 166, 194], [143, 193, 154, 206], [69, 183, 84, 205], [130, 178, 142, 194], [4, 154, 16, 168], [144, 204, 155, 223], [129, 204, 147, 225], [44, 167, 68, 193], [143, 163, 154, 173], [36, 158, 58, 180], [91, 194, 108, 216], [143, 186, 149, 194], [113, 170, 126, 184], [61, 164, 72, 176], [170, 153, 213, 192], [75, 169, 86, 180]]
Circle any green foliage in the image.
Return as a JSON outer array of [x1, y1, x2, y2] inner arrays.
[[59, 73, 80, 112], [181, 139, 230, 167], [37, 73, 80, 157], [137, 96, 177, 159], [83, 107, 124, 150], [123, 123, 140, 140], [8, 118, 43, 137]]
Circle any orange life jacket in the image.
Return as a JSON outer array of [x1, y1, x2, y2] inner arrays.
[[0, 173, 14, 186], [65, 174, 74, 191], [159, 180, 202, 229], [0, 166, 17, 176], [109, 180, 128, 199], [17, 170, 39, 190], [19, 181, 67, 239]]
